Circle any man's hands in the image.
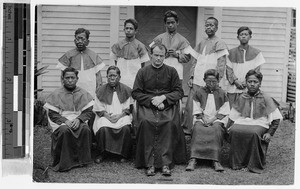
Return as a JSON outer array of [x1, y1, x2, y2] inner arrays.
[[151, 95, 166, 110], [104, 112, 123, 123], [166, 49, 179, 59], [262, 133, 271, 143], [65, 118, 81, 130], [202, 117, 217, 127], [234, 80, 246, 90]]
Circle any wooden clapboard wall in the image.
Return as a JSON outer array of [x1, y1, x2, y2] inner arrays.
[[118, 6, 127, 39], [219, 7, 291, 102], [37, 5, 112, 98]]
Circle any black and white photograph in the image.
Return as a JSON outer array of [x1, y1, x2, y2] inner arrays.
[[0, 0, 298, 187]]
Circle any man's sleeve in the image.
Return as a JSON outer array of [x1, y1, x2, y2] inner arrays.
[[96, 71, 103, 90], [132, 69, 154, 108], [77, 106, 94, 123], [189, 58, 197, 79], [226, 64, 238, 85], [267, 119, 280, 136], [216, 55, 226, 80], [178, 52, 191, 63], [164, 68, 184, 106], [48, 109, 68, 125]]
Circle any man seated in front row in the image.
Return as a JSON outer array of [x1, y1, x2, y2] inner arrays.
[[132, 43, 186, 177], [93, 65, 133, 163], [44, 67, 94, 172]]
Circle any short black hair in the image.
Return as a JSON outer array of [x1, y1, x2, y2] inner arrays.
[[245, 69, 263, 82], [237, 26, 252, 36], [164, 10, 179, 23], [206, 17, 219, 27], [75, 28, 90, 39], [62, 67, 78, 77], [150, 43, 167, 55], [124, 18, 138, 30], [106, 65, 121, 76], [204, 69, 219, 80]]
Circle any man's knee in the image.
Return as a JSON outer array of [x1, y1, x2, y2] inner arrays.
[[81, 123, 91, 133], [57, 125, 71, 134], [123, 124, 132, 133]]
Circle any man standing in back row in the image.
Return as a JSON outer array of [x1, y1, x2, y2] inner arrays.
[[150, 10, 195, 82], [226, 26, 265, 107]]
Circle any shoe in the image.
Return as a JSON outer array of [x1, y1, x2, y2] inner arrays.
[[162, 165, 171, 176], [94, 155, 104, 164], [186, 158, 197, 171], [213, 161, 224, 172], [146, 166, 156, 176]]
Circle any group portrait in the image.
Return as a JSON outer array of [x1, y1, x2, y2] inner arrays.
[[30, 2, 296, 185]]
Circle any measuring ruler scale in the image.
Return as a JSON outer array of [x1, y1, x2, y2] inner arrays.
[[2, 3, 30, 159]]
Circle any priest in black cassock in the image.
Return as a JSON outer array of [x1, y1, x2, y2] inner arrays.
[[132, 43, 186, 177]]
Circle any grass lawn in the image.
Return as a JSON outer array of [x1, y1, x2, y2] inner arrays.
[[33, 120, 295, 185]]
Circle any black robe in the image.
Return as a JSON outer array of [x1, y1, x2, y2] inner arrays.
[[45, 86, 94, 172], [94, 83, 133, 159], [132, 64, 186, 168]]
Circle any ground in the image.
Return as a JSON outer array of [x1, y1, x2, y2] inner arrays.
[[33, 120, 295, 184]]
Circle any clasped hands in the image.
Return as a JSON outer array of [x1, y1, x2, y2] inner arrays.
[[166, 49, 179, 59], [104, 112, 123, 123], [65, 118, 81, 131], [196, 114, 215, 127], [151, 95, 166, 110]]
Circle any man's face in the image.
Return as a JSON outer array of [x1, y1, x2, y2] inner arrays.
[[204, 75, 218, 91], [124, 23, 136, 38], [107, 69, 120, 87], [205, 19, 218, 37], [151, 46, 166, 67], [165, 17, 178, 33], [238, 30, 251, 45], [246, 75, 261, 94], [74, 32, 89, 51], [62, 72, 78, 90]]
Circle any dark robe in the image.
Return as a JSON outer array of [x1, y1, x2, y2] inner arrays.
[[228, 91, 282, 173], [94, 83, 133, 159], [132, 64, 186, 169], [44, 86, 94, 172], [190, 86, 228, 161]]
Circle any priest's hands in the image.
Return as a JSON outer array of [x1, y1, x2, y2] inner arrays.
[[157, 103, 165, 110], [151, 95, 166, 110]]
